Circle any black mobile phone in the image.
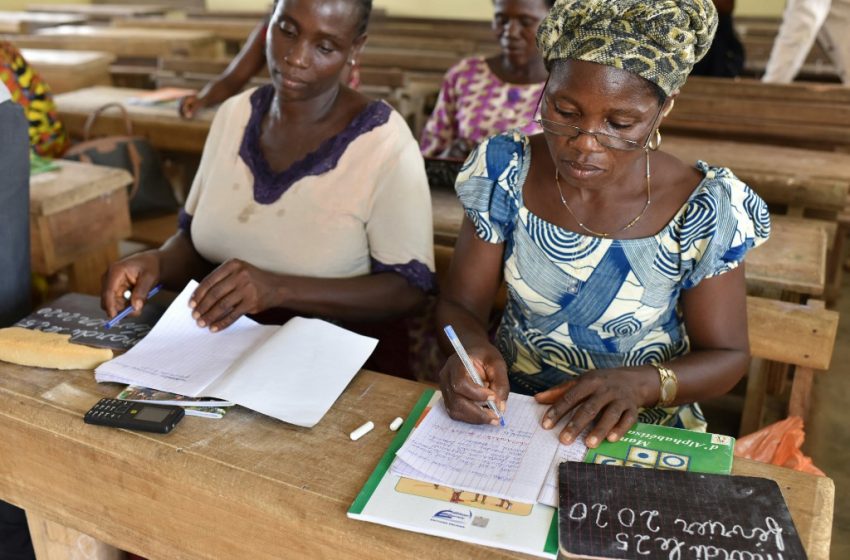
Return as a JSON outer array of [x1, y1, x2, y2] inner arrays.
[[84, 398, 185, 434]]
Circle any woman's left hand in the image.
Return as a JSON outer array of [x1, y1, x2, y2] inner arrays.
[[189, 259, 283, 332], [534, 368, 657, 448]]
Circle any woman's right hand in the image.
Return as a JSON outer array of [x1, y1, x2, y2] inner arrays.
[[438, 343, 510, 425], [178, 94, 204, 119], [101, 251, 162, 318]]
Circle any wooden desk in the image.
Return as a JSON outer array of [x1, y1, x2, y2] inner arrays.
[[30, 160, 132, 295], [665, 135, 850, 213], [56, 86, 214, 154], [431, 188, 828, 298], [0, 11, 85, 34], [112, 16, 258, 44], [747, 216, 828, 297], [21, 49, 115, 94], [0, 365, 834, 559], [12, 25, 223, 59], [26, 4, 173, 21]]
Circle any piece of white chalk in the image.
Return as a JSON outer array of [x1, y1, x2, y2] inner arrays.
[[389, 417, 404, 431], [350, 421, 374, 441]]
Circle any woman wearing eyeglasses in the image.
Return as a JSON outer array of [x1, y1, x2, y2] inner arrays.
[[436, 0, 770, 446]]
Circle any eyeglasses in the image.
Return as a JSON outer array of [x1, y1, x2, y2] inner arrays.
[[535, 118, 646, 151]]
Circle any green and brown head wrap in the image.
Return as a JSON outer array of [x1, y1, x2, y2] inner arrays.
[[536, 0, 718, 95]]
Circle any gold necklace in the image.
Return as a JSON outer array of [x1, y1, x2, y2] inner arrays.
[[554, 150, 652, 238]]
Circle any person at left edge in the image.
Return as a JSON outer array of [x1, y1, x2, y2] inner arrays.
[[101, 0, 435, 374]]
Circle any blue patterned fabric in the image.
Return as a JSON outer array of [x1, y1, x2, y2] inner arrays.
[[457, 131, 771, 430]]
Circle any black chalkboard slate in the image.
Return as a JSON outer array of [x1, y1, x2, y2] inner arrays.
[[558, 462, 807, 560], [15, 293, 165, 351]]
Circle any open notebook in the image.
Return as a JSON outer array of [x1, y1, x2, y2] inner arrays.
[[95, 281, 377, 427], [391, 393, 587, 506]]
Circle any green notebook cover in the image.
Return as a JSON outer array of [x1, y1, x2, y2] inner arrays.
[[584, 423, 735, 474]]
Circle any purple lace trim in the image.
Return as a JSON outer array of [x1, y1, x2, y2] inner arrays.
[[239, 85, 393, 205], [178, 208, 193, 237], [371, 258, 437, 294]]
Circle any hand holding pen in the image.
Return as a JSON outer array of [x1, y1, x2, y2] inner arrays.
[[441, 326, 508, 427], [105, 284, 162, 329]]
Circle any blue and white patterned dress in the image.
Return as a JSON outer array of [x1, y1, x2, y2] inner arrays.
[[457, 131, 771, 430]]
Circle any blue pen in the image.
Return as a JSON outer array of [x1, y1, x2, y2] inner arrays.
[[105, 284, 162, 329], [443, 325, 506, 427]]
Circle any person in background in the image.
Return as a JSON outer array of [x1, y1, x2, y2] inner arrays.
[[179, 3, 361, 119], [0, 41, 68, 158], [762, 0, 850, 84], [437, 0, 770, 447], [419, 0, 555, 159], [103, 0, 434, 379], [691, 0, 745, 77], [0, 81, 35, 560]]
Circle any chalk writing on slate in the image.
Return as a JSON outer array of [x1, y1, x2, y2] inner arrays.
[[15, 293, 165, 351], [558, 462, 807, 560]]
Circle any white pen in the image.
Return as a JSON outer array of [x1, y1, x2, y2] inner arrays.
[[443, 325, 506, 427]]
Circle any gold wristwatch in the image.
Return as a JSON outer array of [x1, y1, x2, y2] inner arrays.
[[653, 364, 678, 407]]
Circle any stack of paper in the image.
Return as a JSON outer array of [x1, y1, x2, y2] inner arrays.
[[95, 281, 378, 427], [391, 393, 587, 507]]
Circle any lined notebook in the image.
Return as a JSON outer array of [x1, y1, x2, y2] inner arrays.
[[391, 393, 587, 505], [95, 281, 377, 427]]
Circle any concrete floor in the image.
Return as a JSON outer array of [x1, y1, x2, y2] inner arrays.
[[806, 274, 850, 558]]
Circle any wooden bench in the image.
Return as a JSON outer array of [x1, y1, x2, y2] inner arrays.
[[0, 11, 85, 34], [667, 77, 850, 151], [25, 3, 174, 21], [664, 78, 850, 303], [11, 25, 225, 60], [21, 49, 115, 94], [433, 243, 839, 435], [30, 160, 133, 295], [734, 16, 840, 81]]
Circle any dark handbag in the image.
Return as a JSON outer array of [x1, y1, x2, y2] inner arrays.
[[63, 103, 179, 217]]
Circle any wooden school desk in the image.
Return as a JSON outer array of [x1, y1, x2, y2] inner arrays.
[[112, 16, 258, 45], [0, 365, 834, 559], [21, 49, 115, 94], [25, 4, 174, 21], [30, 160, 132, 295], [0, 11, 85, 35], [56, 86, 214, 155], [11, 26, 223, 59]]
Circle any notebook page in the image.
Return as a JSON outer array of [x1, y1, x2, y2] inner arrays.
[[203, 317, 377, 427], [536, 433, 588, 508], [95, 281, 276, 396], [393, 393, 561, 504]]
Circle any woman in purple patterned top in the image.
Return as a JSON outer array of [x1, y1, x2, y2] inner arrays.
[[419, 0, 555, 159]]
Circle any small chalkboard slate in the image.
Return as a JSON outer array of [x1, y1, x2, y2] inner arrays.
[[15, 293, 165, 352], [558, 462, 807, 560]]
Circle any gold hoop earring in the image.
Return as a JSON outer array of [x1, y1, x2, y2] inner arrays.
[[648, 129, 662, 151]]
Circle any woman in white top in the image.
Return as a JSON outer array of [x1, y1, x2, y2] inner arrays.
[[102, 0, 435, 368]]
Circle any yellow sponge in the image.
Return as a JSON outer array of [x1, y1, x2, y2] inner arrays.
[[0, 327, 113, 370]]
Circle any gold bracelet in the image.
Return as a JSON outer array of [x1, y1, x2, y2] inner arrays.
[[653, 363, 678, 407]]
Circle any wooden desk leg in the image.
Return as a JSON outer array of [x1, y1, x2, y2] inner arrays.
[[788, 366, 816, 421], [67, 244, 119, 296], [26, 511, 126, 560], [740, 357, 768, 436]]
